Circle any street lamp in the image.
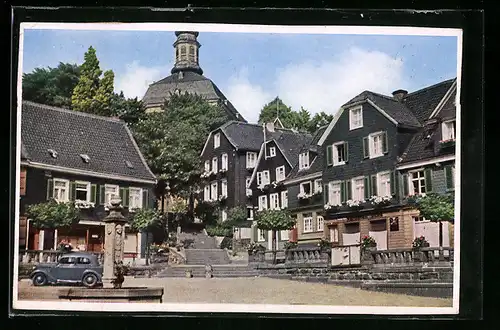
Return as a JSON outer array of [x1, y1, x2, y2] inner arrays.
[[164, 181, 171, 241]]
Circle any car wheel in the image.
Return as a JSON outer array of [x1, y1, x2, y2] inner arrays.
[[32, 273, 47, 286], [82, 273, 98, 288]]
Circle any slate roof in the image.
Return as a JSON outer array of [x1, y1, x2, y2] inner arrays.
[[21, 101, 157, 183], [142, 71, 246, 122], [343, 91, 421, 128], [219, 121, 265, 151], [268, 130, 313, 167], [399, 79, 457, 164], [286, 125, 328, 181]]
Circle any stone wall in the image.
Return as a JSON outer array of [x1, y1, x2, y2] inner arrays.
[[232, 238, 251, 253]]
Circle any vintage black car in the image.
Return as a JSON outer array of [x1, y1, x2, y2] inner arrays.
[[29, 252, 103, 288]]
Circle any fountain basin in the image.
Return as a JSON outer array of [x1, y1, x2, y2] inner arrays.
[[58, 287, 164, 303]]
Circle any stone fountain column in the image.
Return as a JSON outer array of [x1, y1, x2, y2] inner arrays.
[[102, 196, 127, 288]]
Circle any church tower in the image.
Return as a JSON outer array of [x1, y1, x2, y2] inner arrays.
[[171, 31, 203, 75]]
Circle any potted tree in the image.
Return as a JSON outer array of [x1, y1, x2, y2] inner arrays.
[[255, 209, 296, 264], [360, 235, 377, 264]]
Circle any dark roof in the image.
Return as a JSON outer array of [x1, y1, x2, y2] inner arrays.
[[269, 130, 313, 166], [343, 91, 421, 128], [20, 142, 29, 160], [402, 78, 455, 123], [220, 121, 264, 151], [21, 101, 156, 182], [286, 125, 327, 181], [142, 71, 245, 122]]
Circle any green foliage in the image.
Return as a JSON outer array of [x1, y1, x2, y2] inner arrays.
[[170, 197, 188, 214], [205, 224, 232, 237], [361, 235, 377, 250], [109, 91, 145, 126], [71, 46, 115, 116], [194, 201, 219, 225], [415, 193, 455, 223], [412, 236, 429, 249], [130, 208, 162, 232], [255, 209, 296, 231], [220, 237, 233, 249], [132, 92, 229, 195], [22, 62, 81, 108], [220, 206, 248, 228], [308, 112, 334, 132], [317, 238, 332, 251], [284, 241, 298, 250], [26, 199, 80, 229]]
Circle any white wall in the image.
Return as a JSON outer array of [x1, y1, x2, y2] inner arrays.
[[414, 221, 451, 248]]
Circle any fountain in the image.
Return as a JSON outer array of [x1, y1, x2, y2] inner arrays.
[[58, 197, 164, 303]]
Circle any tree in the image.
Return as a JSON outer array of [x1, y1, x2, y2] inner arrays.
[[130, 208, 162, 265], [71, 46, 114, 116], [415, 192, 455, 247], [132, 92, 229, 197], [22, 62, 81, 108], [289, 107, 311, 133], [26, 199, 80, 229], [109, 91, 145, 126], [255, 209, 296, 264], [308, 111, 334, 132], [258, 97, 295, 127]]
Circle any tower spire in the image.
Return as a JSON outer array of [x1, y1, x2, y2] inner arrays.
[[171, 31, 203, 75]]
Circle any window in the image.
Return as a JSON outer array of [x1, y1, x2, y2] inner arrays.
[[410, 170, 426, 195], [268, 146, 276, 158], [246, 176, 251, 188], [53, 179, 69, 202], [299, 152, 310, 170], [333, 142, 348, 165], [314, 179, 323, 194], [300, 181, 312, 195], [129, 187, 143, 210], [247, 207, 254, 220], [445, 165, 456, 190], [214, 133, 221, 148], [221, 180, 228, 197], [246, 152, 257, 168], [413, 216, 427, 222], [317, 215, 324, 231], [258, 195, 268, 211], [349, 106, 363, 130], [442, 119, 456, 141], [221, 209, 227, 222], [189, 45, 195, 61], [258, 229, 266, 242], [330, 227, 339, 243], [281, 190, 288, 209], [75, 181, 90, 201], [204, 160, 210, 172], [276, 166, 286, 182], [257, 172, 263, 186], [270, 193, 279, 210], [211, 182, 218, 201], [77, 257, 91, 264], [390, 217, 399, 231], [303, 214, 313, 233], [262, 170, 270, 185], [104, 184, 119, 207], [352, 177, 364, 201], [378, 172, 391, 197], [369, 132, 384, 158], [204, 185, 210, 201], [221, 153, 228, 171], [58, 257, 76, 264], [281, 230, 289, 241], [212, 157, 218, 173], [328, 181, 341, 206], [180, 45, 187, 60]]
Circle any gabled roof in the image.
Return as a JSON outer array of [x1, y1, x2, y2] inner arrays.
[[21, 101, 157, 184], [142, 71, 246, 122], [285, 125, 327, 183]]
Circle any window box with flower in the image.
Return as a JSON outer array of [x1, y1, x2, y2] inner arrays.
[[74, 199, 95, 209], [297, 192, 311, 200], [344, 199, 363, 210], [324, 203, 340, 213], [439, 138, 455, 149], [200, 171, 212, 179], [369, 195, 392, 208], [412, 236, 430, 250]]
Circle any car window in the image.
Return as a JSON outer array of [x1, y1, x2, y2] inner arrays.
[[58, 257, 76, 264], [77, 257, 91, 264]]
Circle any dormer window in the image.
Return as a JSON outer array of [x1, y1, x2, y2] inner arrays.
[[125, 160, 134, 169], [298, 152, 310, 170], [214, 133, 221, 149], [268, 146, 276, 158], [246, 152, 257, 169], [48, 149, 58, 158], [79, 154, 90, 163], [349, 106, 363, 130], [441, 119, 456, 141]]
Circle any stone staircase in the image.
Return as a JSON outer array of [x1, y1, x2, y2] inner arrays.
[[156, 264, 260, 278], [184, 249, 231, 265], [178, 231, 217, 249]]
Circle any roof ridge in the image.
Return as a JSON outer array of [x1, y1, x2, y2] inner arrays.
[[404, 78, 456, 98], [22, 101, 124, 124]]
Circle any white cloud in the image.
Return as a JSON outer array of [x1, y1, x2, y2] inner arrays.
[[115, 61, 170, 99], [275, 47, 406, 116], [223, 47, 406, 123], [224, 67, 272, 123]]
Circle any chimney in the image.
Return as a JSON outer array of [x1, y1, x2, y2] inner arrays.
[[392, 89, 408, 101], [265, 122, 275, 133]]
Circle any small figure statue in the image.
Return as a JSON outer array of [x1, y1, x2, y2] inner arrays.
[[112, 260, 125, 289]]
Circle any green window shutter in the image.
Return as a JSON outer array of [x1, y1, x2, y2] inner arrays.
[[90, 184, 97, 203], [124, 188, 130, 207], [69, 181, 76, 201], [445, 166, 454, 190], [363, 137, 369, 158], [323, 183, 329, 204], [382, 131, 389, 154], [424, 168, 433, 193], [340, 181, 346, 203], [99, 185, 106, 205], [390, 171, 399, 197], [364, 177, 370, 199], [344, 142, 349, 162], [142, 189, 149, 208], [253, 225, 258, 242], [46, 179, 54, 200], [326, 145, 333, 166], [346, 180, 352, 200], [276, 230, 281, 241], [371, 175, 378, 196], [402, 174, 409, 196], [119, 188, 125, 204]]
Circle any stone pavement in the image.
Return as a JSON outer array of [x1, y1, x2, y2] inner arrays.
[[17, 277, 452, 307]]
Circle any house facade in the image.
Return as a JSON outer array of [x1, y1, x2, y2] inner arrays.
[[19, 101, 157, 262]]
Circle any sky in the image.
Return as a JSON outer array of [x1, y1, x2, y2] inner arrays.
[[21, 27, 459, 123]]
